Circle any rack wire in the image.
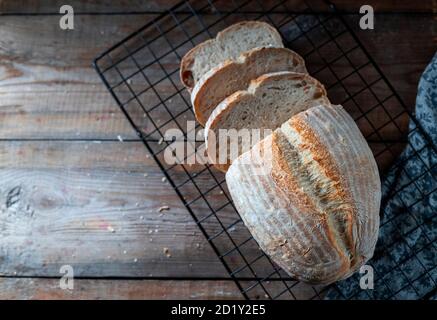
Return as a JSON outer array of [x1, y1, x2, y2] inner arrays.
[[94, 0, 437, 299]]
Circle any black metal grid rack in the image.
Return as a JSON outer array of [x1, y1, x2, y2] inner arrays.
[[94, 0, 437, 299]]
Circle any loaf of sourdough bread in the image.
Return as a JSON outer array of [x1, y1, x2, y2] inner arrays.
[[225, 104, 381, 284], [192, 47, 307, 125], [180, 21, 283, 91], [205, 71, 329, 172]]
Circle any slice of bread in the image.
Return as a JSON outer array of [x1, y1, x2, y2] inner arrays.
[[205, 71, 330, 172], [192, 47, 307, 125], [225, 104, 381, 284], [180, 21, 283, 90]]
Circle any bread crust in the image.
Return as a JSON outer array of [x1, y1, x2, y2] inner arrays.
[[226, 104, 381, 284], [192, 47, 307, 125], [180, 21, 283, 90], [278, 119, 356, 277]]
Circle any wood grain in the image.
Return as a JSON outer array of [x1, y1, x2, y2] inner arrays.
[[342, 14, 437, 109], [0, 278, 243, 299], [1, 14, 434, 140], [0, 14, 153, 139], [0, 0, 435, 13], [0, 276, 324, 300], [0, 0, 179, 14], [0, 141, 230, 277]]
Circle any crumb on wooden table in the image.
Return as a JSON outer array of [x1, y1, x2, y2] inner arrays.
[[158, 205, 169, 212], [163, 247, 171, 258]]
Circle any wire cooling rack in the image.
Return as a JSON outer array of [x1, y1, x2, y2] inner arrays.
[[94, 0, 437, 299]]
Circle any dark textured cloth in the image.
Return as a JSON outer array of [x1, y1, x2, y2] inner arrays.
[[326, 53, 437, 300]]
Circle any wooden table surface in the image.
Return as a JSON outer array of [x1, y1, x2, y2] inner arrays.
[[0, 0, 435, 299]]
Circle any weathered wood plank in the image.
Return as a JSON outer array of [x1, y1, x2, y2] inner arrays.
[[0, 14, 160, 139], [0, 275, 328, 300], [0, 14, 433, 140], [0, 0, 179, 14], [0, 277, 325, 300], [0, 278, 244, 300], [0, 0, 435, 13], [332, 0, 436, 12], [0, 141, 231, 277], [343, 14, 437, 109]]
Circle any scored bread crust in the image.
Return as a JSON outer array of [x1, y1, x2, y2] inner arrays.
[[192, 47, 307, 125], [205, 71, 329, 172], [225, 104, 381, 284], [180, 21, 283, 90]]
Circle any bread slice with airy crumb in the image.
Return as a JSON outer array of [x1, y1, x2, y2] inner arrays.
[[192, 47, 307, 125], [205, 71, 330, 172], [180, 21, 283, 91]]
